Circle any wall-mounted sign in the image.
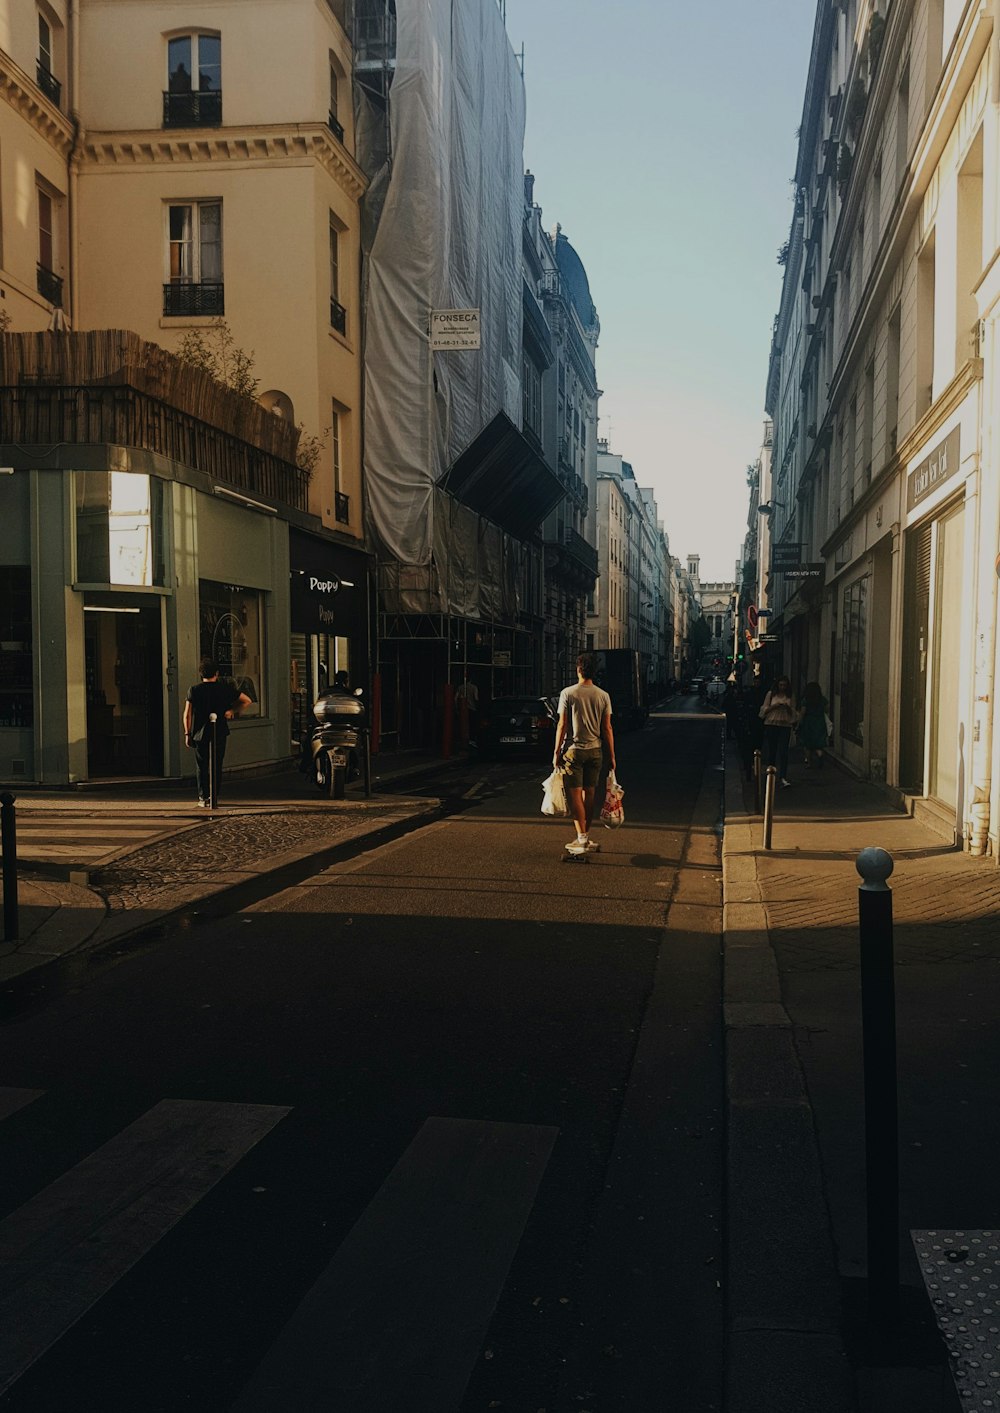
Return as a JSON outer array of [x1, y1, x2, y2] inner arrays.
[[430, 309, 481, 350], [758, 633, 780, 643], [746, 603, 759, 629], [906, 426, 960, 511], [493, 650, 511, 668], [771, 542, 803, 570], [782, 563, 825, 580]]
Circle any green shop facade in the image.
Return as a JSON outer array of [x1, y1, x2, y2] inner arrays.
[[0, 332, 371, 788]]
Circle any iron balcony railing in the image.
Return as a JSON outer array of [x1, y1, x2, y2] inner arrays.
[[163, 90, 222, 128], [36, 264, 63, 307], [328, 111, 344, 142], [1, 383, 309, 512], [330, 298, 347, 335], [163, 281, 225, 317], [335, 491, 350, 524], [562, 526, 599, 577], [36, 62, 61, 107]]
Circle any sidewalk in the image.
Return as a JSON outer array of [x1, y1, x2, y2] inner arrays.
[[723, 739, 998, 1412], [0, 748, 452, 985]]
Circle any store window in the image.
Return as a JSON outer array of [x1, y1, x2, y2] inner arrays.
[[76, 471, 165, 586], [198, 579, 265, 717], [0, 568, 33, 728], [840, 575, 868, 743]]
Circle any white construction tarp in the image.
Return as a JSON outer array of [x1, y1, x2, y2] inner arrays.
[[361, 0, 525, 570]]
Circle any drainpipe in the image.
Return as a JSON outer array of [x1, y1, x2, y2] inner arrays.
[[67, 0, 83, 329]]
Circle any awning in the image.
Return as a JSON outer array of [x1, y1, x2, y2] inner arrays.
[[439, 410, 566, 539]]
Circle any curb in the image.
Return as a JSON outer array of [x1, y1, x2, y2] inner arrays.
[[0, 801, 444, 997], [722, 742, 856, 1411]]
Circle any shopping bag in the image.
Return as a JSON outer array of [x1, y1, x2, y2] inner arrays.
[[541, 768, 568, 817], [600, 770, 625, 828]]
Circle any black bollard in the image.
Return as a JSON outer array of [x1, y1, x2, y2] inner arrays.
[[856, 846, 899, 1339], [762, 764, 776, 849], [1, 791, 18, 942], [753, 749, 762, 813], [208, 714, 218, 810]]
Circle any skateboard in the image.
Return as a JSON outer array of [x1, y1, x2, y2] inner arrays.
[[562, 841, 601, 862]]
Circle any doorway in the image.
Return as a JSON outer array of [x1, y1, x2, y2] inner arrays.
[[84, 599, 164, 777]]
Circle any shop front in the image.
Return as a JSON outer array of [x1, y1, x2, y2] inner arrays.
[[288, 529, 372, 756], [898, 426, 968, 823]]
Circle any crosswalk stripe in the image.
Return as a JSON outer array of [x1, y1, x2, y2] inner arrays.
[[0, 1098, 290, 1394], [0, 1089, 44, 1122], [232, 1116, 558, 1412]]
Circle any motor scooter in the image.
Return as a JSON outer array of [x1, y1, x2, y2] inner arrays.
[[308, 688, 371, 799]]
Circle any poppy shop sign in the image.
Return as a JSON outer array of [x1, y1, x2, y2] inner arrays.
[[430, 309, 481, 350]]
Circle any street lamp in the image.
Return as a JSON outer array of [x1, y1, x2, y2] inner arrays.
[[757, 500, 785, 516]]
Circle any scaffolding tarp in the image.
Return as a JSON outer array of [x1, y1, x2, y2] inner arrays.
[[360, 0, 525, 567]]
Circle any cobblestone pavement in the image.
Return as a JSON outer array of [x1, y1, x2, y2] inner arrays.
[[89, 806, 404, 912]]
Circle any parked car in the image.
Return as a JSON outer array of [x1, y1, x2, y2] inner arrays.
[[477, 696, 558, 758]]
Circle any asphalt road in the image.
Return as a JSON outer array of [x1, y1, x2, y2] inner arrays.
[[0, 698, 726, 1412]]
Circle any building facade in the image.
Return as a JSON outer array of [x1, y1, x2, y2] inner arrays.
[[765, 0, 1000, 851], [0, 0, 371, 782]]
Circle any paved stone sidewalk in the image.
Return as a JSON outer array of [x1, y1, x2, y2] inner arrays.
[[723, 741, 1000, 1413]]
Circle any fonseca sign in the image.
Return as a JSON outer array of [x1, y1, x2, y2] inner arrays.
[[430, 308, 481, 350]]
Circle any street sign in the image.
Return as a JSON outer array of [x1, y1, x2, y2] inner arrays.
[[782, 562, 825, 580], [430, 309, 481, 350], [758, 633, 779, 643], [771, 542, 803, 570]]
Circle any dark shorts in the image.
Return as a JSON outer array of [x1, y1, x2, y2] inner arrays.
[[562, 745, 602, 790]]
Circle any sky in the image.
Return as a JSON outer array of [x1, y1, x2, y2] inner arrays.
[[502, 0, 817, 581]]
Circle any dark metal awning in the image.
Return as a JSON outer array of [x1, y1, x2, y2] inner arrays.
[[438, 410, 565, 538]]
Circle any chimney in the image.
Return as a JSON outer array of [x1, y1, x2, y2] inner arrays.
[[524, 170, 535, 207]]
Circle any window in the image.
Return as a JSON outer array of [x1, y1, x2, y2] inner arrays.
[[164, 201, 223, 315], [36, 184, 63, 305], [0, 568, 33, 730], [329, 61, 344, 141], [329, 216, 346, 333], [76, 471, 165, 586], [840, 576, 867, 743], [198, 579, 264, 718], [37, 13, 60, 104], [332, 403, 349, 523], [164, 33, 222, 126]]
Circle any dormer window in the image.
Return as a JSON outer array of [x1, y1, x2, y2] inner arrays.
[[163, 33, 222, 128]]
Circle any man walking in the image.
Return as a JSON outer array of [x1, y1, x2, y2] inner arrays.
[[553, 652, 616, 855], [182, 657, 251, 807]]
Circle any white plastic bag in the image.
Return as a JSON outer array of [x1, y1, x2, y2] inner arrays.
[[600, 770, 625, 828], [541, 769, 568, 817]]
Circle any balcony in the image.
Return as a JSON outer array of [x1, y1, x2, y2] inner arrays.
[[162, 90, 222, 128], [330, 299, 347, 336], [163, 281, 225, 317], [562, 526, 599, 578], [36, 62, 61, 107], [36, 264, 63, 307], [335, 491, 350, 525], [328, 111, 345, 143]]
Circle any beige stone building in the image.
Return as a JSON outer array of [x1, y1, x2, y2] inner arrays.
[[0, 1, 371, 783]]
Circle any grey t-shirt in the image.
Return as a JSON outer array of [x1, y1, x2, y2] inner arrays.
[[558, 682, 611, 750]]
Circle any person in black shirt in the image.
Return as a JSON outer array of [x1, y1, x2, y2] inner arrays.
[[182, 657, 251, 806]]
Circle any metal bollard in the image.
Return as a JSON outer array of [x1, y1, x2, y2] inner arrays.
[[208, 714, 218, 810], [753, 749, 762, 813], [762, 765, 777, 848], [857, 846, 899, 1338], [1, 792, 18, 942]]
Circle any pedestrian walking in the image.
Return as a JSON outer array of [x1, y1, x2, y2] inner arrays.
[[553, 652, 616, 855], [797, 681, 829, 769], [758, 674, 798, 787], [454, 675, 480, 744], [182, 657, 252, 807]]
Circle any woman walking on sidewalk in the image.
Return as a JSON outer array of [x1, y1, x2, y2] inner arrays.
[[759, 675, 798, 787], [797, 681, 829, 769]]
